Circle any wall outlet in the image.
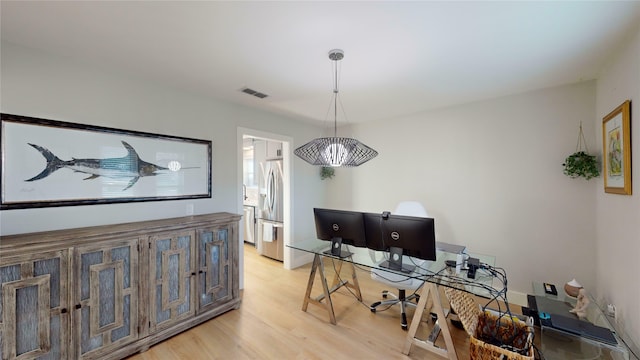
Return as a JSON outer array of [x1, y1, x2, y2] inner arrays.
[[186, 203, 194, 215], [607, 304, 616, 319]]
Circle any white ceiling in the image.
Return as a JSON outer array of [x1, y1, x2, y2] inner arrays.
[[2, 1, 640, 125]]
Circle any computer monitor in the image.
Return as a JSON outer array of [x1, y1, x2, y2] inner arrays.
[[364, 212, 436, 273], [313, 208, 367, 258]]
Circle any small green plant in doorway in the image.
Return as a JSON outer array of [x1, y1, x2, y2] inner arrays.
[[320, 166, 335, 180]]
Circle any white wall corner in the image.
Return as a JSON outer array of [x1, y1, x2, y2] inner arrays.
[[506, 289, 529, 308]]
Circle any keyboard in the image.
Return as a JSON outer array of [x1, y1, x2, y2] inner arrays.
[[550, 314, 618, 346]]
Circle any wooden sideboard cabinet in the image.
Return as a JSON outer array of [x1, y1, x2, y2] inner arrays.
[[0, 213, 241, 360], [0, 249, 70, 360]]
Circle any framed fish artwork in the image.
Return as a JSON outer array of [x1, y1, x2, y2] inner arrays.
[[1, 113, 212, 209]]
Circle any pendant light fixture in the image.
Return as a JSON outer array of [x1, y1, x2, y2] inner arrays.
[[294, 49, 378, 167]]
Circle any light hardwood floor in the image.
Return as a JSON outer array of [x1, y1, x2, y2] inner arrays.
[[127, 244, 520, 360]]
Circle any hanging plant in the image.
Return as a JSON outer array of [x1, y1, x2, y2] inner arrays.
[[320, 166, 335, 180], [563, 151, 599, 179], [562, 122, 599, 180]]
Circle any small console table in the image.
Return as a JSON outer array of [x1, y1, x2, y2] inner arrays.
[[531, 282, 633, 360]]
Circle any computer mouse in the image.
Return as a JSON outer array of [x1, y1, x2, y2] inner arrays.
[[539, 312, 550, 320]]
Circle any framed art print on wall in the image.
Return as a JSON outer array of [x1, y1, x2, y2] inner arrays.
[[1, 113, 212, 209], [602, 100, 631, 195]]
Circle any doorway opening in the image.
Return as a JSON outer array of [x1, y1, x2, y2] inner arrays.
[[237, 128, 293, 288]]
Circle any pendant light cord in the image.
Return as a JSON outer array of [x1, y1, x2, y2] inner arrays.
[[333, 57, 339, 138]]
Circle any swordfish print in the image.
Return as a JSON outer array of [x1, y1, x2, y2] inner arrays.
[[26, 141, 169, 191]]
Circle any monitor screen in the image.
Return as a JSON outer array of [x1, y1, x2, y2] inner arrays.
[[364, 212, 436, 272], [313, 208, 367, 258]]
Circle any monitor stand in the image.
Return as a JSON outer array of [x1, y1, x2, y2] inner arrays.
[[323, 237, 353, 258], [379, 246, 415, 274]]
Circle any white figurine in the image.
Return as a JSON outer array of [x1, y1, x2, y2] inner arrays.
[[569, 288, 590, 319]]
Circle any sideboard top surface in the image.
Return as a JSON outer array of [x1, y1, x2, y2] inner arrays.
[[0, 212, 242, 256]]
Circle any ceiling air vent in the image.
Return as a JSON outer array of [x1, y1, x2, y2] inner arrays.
[[240, 87, 268, 99]]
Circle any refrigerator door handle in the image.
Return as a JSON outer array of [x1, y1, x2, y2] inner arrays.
[[267, 167, 276, 214]]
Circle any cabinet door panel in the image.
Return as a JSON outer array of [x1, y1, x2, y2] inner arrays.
[[197, 226, 232, 310], [0, 251, 68, 360], [148, 232, 196, 332], [74, 240, 138, 359]]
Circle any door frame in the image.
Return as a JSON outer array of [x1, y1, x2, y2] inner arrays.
[[237, 127, 293, 289]]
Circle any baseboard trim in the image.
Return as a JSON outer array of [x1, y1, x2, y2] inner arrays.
[[506, 289, 528, 308], [291, 251, 314, 269]]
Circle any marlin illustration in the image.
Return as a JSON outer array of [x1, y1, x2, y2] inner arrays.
[[26, 141, 169, 191]]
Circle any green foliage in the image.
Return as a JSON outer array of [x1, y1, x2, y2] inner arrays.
[[320, 166, 335, 180], [563, 151, 599, 180]]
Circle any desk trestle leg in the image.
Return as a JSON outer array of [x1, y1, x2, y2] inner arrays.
[[301, 254, 362, 325], [402, 282, 458, 360], [330, 258, 362, 302]]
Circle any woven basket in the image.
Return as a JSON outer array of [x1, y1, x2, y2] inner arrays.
[[469, 310, 534, 360], [444, 288, 534, 360]]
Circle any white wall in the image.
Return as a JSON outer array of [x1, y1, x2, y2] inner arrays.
[[595, 25, 640, 351], [0, 42, 326, 277], [328, 81, 599, 302], [4, 33, 639, 351]]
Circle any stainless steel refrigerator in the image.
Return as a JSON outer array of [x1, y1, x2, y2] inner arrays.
[[257, 159, 284, 261]]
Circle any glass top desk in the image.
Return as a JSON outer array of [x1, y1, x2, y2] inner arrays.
[[532, 282, 635, 360], [288, 238, 498, 360]]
